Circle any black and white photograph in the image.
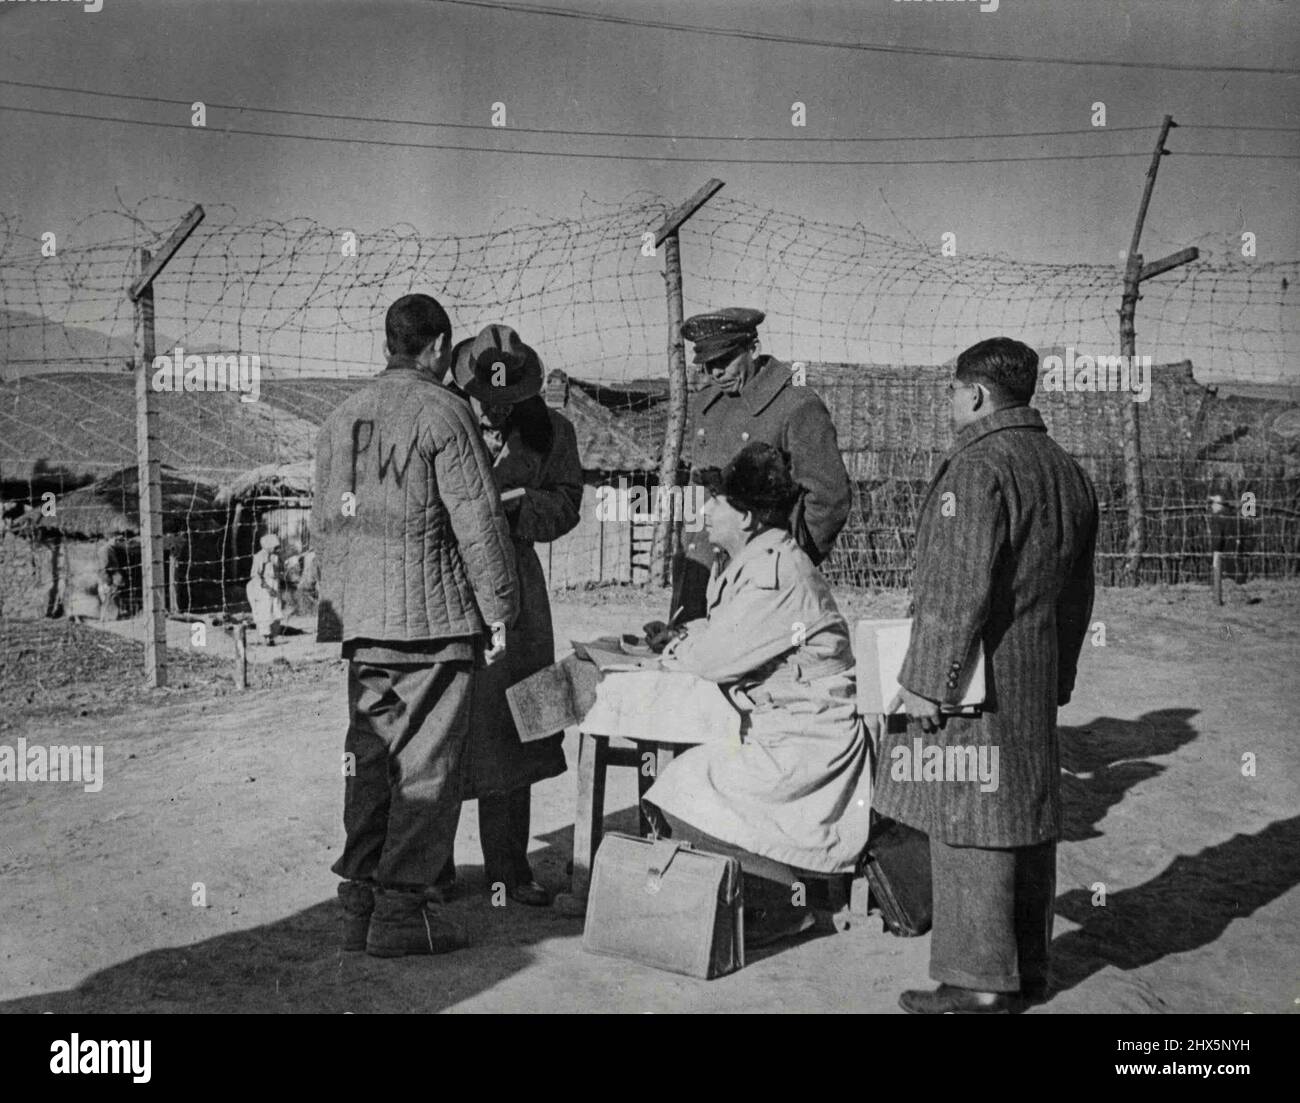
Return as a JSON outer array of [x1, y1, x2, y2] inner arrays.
[[0, 0, 1296, 1057]]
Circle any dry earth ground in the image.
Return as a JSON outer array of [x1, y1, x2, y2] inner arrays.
[[1, 581, 1297, 1013]]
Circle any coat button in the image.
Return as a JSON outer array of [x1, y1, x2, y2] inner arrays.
[[741, 431, 750, 441], [697, 428, 705, 436]]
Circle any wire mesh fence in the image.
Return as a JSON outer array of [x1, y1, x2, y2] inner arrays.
[[1, 191, 1297, 658]]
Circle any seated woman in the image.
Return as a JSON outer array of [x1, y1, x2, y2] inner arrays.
[[642, 442, 873, 949]]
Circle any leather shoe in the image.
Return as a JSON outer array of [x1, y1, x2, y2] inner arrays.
[[899, 983, 1025, 1015], [744, 907, 815, 950], [508, 880, 552, 907], [1021, 979, 1049, 1004]]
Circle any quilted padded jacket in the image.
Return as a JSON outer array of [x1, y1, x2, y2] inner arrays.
[[312, 357, 520, 643]]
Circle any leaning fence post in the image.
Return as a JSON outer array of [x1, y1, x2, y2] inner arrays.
[[1116, 117, 1200, 586], [129, 204, 205, 688], [133, 246, 167, 687], [648, 179, 725, 587]]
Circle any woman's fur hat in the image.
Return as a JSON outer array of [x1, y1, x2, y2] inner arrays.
[[699, 442, 798, 522]]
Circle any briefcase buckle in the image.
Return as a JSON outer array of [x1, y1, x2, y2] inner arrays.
[[645, 838, 686, 894]]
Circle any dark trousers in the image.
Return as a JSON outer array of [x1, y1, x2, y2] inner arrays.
[[330, 659, 474, 889], [437, 786, 536, 889], [479, 786, 535, 888], [929, 835, 1056, 993], [647, 804, 801, 915]]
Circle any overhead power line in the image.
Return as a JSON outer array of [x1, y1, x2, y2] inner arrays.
[[420, 0, 1300, 75], [4, 78, 1297, 147], [1, 103, 1296, 165], [0, 78, 1157, 144]]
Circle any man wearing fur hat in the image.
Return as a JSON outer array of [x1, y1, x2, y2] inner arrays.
[[665, 307, 851, 628]]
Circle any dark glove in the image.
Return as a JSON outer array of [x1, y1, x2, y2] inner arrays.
[[642, 620, 684, 654]]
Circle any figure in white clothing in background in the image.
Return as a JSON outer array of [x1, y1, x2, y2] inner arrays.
[[247, 532, 284, 645]]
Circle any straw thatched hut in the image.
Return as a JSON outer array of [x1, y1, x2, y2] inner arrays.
[[213, 460, 316, 614], [28, 465, 226, 619]]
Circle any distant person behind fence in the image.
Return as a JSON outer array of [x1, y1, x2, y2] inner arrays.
[[313, 293, 520, 958], [245, 533, 283, 645]]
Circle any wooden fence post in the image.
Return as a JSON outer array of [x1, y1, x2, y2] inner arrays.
[[134, 247, 168, 687], [648, 179, 725, 588], [658, 231, 687, 587], [235, 623, 248, 690], [127, 205, 205, 687], [1118, 251, 1147, 587], [1117, 117, 1199, 585]]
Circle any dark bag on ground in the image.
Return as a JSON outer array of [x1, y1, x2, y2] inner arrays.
[[582, 832, 744, 979], [862, 816, 933, 937]]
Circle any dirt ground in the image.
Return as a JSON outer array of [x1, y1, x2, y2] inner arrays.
[[1, 580, 1297, 1014]]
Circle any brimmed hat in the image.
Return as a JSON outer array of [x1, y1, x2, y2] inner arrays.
[[451, 324, 544, 404], [699, 442, 798, 520]]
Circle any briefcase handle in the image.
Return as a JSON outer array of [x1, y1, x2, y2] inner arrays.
[[645, 837, 692, 894]]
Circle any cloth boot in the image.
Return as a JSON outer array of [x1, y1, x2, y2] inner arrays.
[[365, 887, 468, 958], [337, 880, 375, 952]]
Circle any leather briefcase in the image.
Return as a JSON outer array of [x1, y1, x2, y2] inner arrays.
[[862, 817, 933, 937], [582, 832, 744, 979]]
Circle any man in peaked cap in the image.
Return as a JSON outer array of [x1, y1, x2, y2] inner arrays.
[[665, 306, 851, 624]]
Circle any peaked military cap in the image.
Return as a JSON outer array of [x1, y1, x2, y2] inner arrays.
[[681, 306, 766, 364]]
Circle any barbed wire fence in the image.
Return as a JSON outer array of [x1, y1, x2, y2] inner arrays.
[[1, 191, 1297, 678]]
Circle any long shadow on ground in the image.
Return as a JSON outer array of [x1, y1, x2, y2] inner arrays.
[[3, 709, 1291, 1011]]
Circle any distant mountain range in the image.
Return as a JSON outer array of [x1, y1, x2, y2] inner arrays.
[[0, 308, 184, 380]]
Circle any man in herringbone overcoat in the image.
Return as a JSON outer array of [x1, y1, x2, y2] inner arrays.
[[873, 337, 1098, 1014]]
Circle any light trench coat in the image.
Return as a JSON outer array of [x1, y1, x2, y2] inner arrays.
[[644, 528, 873, 873]]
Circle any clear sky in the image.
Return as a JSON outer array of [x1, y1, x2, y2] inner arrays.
[[0, 0, 1297, 380]]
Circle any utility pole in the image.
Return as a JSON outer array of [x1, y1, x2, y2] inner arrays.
[[1118, 117, 1198, 585]]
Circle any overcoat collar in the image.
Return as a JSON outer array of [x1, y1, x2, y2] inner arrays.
[[698, 355, 792, 418], [950, 403, 1046, 457], [707, 526, 787, 609]]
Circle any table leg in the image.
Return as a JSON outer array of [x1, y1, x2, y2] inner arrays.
[[568, 731, 606, 901], [635, 741, 657, 836]]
